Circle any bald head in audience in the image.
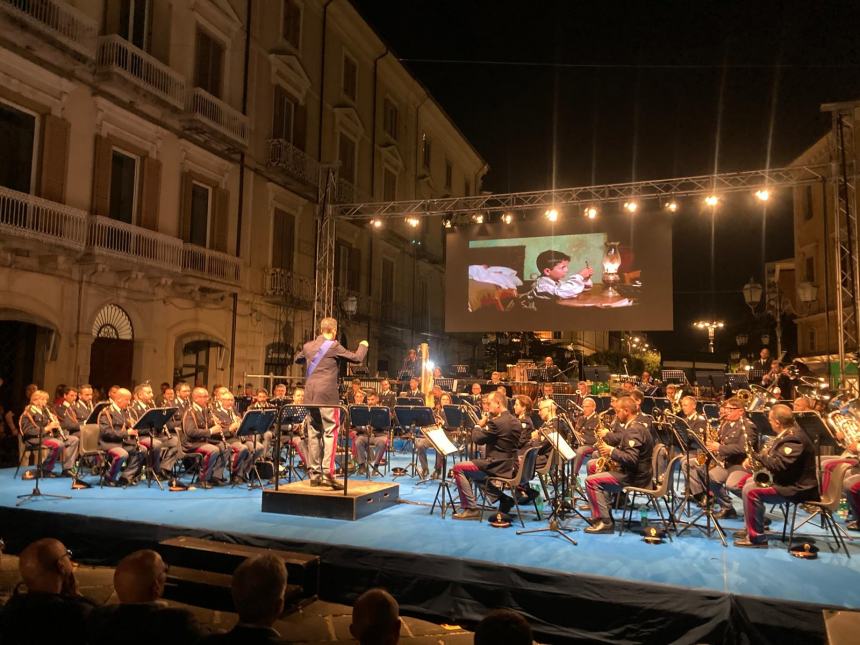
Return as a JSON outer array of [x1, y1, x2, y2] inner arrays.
[[350, 588, 401, 645], [231, 554, 287, 627], [113, 550, 168, 604], [18, 537, 77, 596]]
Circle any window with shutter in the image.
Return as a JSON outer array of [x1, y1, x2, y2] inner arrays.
[[189, 182, 211, 247], [383, 98, 398, 139], [272, 86, 295, 142], [108, 149, 139, 224], [338, 132, 356, 185], [335, 241, 349, 289], [271, 208, 295, 270], [119, 0, 151, 50], [348, 246, 361, 292], [195, 28, 224, 98], [444, 160, 452, 190], [0, 100, 37, 193], [342, 53, 357, 102], [383, 167, 397, 202]]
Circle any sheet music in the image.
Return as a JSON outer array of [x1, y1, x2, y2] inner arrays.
[[540, 429, 576, 461], [422, 426, 459, 456]]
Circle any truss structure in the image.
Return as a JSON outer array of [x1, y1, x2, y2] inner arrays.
[[313, 167, 337, 332], [823, 101, 860, 389], [333, 164, 829, 220]]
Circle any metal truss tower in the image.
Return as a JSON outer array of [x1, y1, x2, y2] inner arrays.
[[313, 167, 337, 333], [823, 101, 860, 388]]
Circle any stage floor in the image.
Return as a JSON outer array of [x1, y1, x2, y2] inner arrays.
[[2, 451, 860, 641]]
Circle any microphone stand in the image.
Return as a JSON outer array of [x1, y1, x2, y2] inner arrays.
[[17, 422, 71, 506]]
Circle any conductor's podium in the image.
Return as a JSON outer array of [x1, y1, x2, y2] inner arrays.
[[262, 479, 399, 520]]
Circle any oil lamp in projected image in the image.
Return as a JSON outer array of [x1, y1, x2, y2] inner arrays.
[[602, 242, 622, 296]]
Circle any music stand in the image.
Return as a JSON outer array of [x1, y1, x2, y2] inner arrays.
[[393, 406, 436, 479], [273, 405, 310, 487], [442, 405, 468, 460], [422, 425, 460, 518], [747, 411, 774, 445], [133, 407, 177, 491], [348, 405, 388, 479], [396, 397, 423, 406], [516, 424, 579, 545], [673, 420, 727, 546], [795, 411, 837, 476], [434, 378, 455, 391], [237, 408, 277, 489], [583, 365, 611, 383]]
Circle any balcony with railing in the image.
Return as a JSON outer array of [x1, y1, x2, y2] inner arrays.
[[267, 139, 320, 188], [185, 88, 249, 148], [88, 215, 183, 270], [0, 185, 88, 252], [182, 244, 241, 285], [264, 267, 315, 305], [335, 177, 371, 204], [96, 35, 186, 109], [0, 0, 98, 59]]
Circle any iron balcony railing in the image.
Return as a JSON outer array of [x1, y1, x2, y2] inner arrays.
[[96, 35, 186, 109], [185, 87, 249, 148], [88, 215, 183, 269], [0, 185, 88, 252], [0, 0, 98, 58], [264, 267, 315, 303], [267, 139, 320, 187]]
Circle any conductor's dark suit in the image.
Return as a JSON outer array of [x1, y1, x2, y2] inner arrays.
[[295, 335, 368, 479]]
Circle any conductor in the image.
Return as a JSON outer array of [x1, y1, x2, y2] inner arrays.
[[295, 317, 368, 489]]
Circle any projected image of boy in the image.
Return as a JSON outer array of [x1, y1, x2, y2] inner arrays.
[[533, 250, 593, 300]]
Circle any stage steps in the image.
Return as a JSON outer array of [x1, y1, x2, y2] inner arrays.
[[157, 536, 319, 613]]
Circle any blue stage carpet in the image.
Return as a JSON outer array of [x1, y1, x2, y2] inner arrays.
[[1, 454, 859, 613]]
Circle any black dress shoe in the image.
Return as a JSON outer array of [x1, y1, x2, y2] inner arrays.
[[325, 477, 344, 491], [734, 538, 768, 548], [714, 508, 739, 520], [585, 520, 616, 534]]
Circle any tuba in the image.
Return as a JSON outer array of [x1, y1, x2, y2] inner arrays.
[[825, 410, 860, 456]]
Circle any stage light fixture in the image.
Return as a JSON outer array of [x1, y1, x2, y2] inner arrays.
[[472, 213, 484, 224], [665, 200, 679, 213], [545, 208, 559, 222], [585, 206, 598, 219], [623, 201, 638, 214], [755, 189, 770, 202], [502, 212, 514, 224], [442, 218, 452, 229], [370, 218, 383, 228], [705, 195, 719, 207], [406, 216, 420, 228]]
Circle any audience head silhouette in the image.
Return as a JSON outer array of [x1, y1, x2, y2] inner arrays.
[[113, 549, 168, 603], [474, 609, 533, 645], [231, 554, 287, 627], [350, 588, 401, 645], [18, 537, 75, 595]]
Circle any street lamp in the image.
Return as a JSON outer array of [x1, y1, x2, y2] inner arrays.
[[742, 276, 789, 359], [742, 278, 763, 312], [694, 320, 724, 354]]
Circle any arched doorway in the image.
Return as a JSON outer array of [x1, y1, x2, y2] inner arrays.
[[0, 319, 51, 408], [174, 337, 224, 388], [89, 304, 134, 393]]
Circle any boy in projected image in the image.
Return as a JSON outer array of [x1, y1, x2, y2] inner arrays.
[[532, 250, 593, 300]]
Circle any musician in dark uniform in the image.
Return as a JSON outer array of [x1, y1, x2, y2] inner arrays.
[[573, 397, 600, 473], [377, 379, 397, 409], [54, 386, 81, 438], [541, 356, 563, 382], [639, 371, 661, 397], [537, 382, 555, 403], [734, 404, 820, 547], [295, 317, 368, 489], [452, 391, 520, 520], [181, 387, 227, 487], [570, 381, 590, 408], [72, 384, 95, 425], [98, 388, 145, 485], [527, 398, 558, 471], [584, 396, 654, 533], [688, 397, 756, 518], [513, 395, 534, 448], [677, 395, 709, 498], [403, 377, 422, 399], [353, 391, 390, 476], [20, 389, 79, 477], [467, 381, 483, 405], [129, 384, 164, 477], [401, 348, 419, 379], [213, 390, 258, 483], [345, 378, 365, 404], [166, 382, 192, 437]]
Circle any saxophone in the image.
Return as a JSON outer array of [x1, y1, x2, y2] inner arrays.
[[592, 411, 620, 472], [696, 417, 721, 466], [745, 427, 773, 487]]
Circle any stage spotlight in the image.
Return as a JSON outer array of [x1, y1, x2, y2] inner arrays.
[[623, 201, 638, 214], [442, 217, 452, 229], [585, 206, 598, 219], [472, 213, 484, 224], [665, 200, 679, 213], [755, 189, 770, 202], [405, 216, 420, 228], [370, 218, 383, 228], [545, 208, 559, 222], [705, 195, 719, 207], [502, 212, 514, 224]]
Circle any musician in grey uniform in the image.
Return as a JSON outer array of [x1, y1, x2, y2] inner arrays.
[[20, 389, 79, 477], [295, 317, 368, 489], [98, 388, 145, 485]]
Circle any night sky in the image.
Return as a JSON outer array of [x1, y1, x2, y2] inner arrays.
[[354, 1, 860, 360]]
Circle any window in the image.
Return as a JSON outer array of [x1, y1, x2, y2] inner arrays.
[[281, 0, 301, 49], [272, 86, 295, 142], [120, 0, 150, 50], [342, 53, 357, 102], [195, 28, 224, 98], [334, 241, 360, 292], [108, 149, 139, 224], [804, 185, 814, 221], [383, 98, 398, 139], [805, 256, 815, 282], [383, 167, 397, 202], [338, 132, 356, 185], [421, 133, 431, 170], [381, 258, 394, 305], [189, 182, 211, 248], [444, 160, 452, 190], [271, 208, 295, 270], [0, 101, 37, 193]]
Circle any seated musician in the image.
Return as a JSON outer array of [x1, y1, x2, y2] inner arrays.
[[167, 382, 192, 436], [248, 388, 273, 410], [488, 371, 504, 386], [571, 381, 590, 408], [687, 397, 755, 518], [537, 383, 554, 403], [54, 386, 81, 438], [98, 388, 145, 486], [432, 366, 447, 387], [213, 389, 260, 483], [574, 397, 600, 471], [346, 378, 364, 404], [452, 391, 520, 520], [181, 387, 228, 488], [378, 379, 397, 408], [430, 384, 444, 406], [542, 356, 563, 382], [467, 381, 483, 405], [401, 348, 419, 379], [792, 396, 813, 412], [584, 396, 654, 534], [677, 395, 709, 497], [513, 395, 535, 447], [286, 387, 310, 469], [528, 399, 558, 471], [129, 383, 165, 478], [664, 383, 681, 413], [71, 384, 95, 426], [404, 377, 422, 399], [640, 371, 661, 397], [734, 404, 820, 547], [20, 389, 79, 478], [353, 391, 390, 476]]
